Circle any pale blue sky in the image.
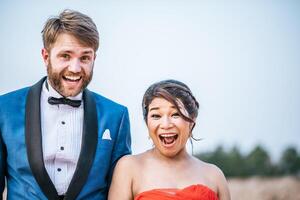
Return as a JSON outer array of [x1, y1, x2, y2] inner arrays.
[[1, 0, 299, 160]]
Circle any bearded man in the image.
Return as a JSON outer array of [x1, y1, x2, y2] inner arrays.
[[0, 9, 131, 200]]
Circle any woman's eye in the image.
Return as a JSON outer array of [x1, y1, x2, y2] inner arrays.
[[150, 114, 161, 119], [172, 113, 180, 118]]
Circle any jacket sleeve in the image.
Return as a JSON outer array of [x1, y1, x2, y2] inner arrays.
[[0, 108, 6, 196], [0, 134, 5, 196], [107, 107, 131, 185]]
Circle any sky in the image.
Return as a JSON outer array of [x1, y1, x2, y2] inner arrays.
[[1, 0, 299, 161]]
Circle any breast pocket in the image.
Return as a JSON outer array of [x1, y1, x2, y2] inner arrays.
[[98, 138, 113, 150], [94, 135, 114, 171], [98, 128, 114, 150]]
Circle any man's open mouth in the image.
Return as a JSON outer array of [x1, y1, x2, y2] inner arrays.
[[63, 75, 82, 82]]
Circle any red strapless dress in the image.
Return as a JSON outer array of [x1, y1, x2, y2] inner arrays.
[[134, 184, 218, 200]]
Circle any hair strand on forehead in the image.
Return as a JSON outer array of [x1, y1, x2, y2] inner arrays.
[[142, 79, 199, 128]]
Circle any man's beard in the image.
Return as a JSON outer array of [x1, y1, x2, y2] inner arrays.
[[47, 61, 93, 97]]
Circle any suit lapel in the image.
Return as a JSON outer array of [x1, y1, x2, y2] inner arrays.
[[25, 77, 59, 200], [26, 78, 98, 200], [65, 89, 98, 200]]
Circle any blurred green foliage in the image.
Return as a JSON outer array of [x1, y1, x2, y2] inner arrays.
[[195, 145, 300, 177]]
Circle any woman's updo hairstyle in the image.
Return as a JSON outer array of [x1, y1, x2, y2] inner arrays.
[[142, 80, 199, 130]]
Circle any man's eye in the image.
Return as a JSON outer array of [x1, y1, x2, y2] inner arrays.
[[61, 54, 70, 59], [81, 56, 91, 62]]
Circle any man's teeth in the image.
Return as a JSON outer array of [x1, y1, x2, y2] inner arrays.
[[65, 75, 81, 81]]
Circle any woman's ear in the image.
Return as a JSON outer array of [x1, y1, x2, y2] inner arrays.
[[190, 122, 196, 133]]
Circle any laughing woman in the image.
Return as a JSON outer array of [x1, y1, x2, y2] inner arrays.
[[108, 80, 231, 200]]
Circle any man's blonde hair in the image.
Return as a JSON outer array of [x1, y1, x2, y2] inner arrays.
[[42, 9, 99, 51]]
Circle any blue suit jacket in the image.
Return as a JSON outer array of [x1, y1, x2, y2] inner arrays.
[[0, 77, 131, 200]]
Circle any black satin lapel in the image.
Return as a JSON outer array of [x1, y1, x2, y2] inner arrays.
[[66, 89, 98, 200], [25, 77, 59, 200]]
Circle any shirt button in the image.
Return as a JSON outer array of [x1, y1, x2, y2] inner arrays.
[[61, 121, 65, 125], [60, 146, 64, 150], [57, 168, 61, 172]]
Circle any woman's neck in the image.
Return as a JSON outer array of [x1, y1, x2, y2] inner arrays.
[[150, 147, 192, 164]]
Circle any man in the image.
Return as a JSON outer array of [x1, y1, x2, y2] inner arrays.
[[0, 10, 131, 200]]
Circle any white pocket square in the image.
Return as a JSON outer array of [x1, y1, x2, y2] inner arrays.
[[102, 129, 112, 140]]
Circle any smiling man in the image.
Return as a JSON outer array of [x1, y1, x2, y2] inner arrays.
[[43, 32, 94, 97], [0, 10, 131, 200]]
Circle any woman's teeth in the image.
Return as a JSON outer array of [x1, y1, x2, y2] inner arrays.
[[159, 134, 178, 145]]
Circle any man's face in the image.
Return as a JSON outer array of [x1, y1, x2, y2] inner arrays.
[[42, 33, 96, 97]]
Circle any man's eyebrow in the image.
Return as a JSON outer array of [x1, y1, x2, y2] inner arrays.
[[58, 50, 94, 54], [82, 50, 94, 54], [58, 50, 72, 54]]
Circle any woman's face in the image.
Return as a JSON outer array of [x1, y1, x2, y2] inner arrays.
[[147, 97, 193, 157]]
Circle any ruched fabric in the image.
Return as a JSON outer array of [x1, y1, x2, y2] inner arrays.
[[134, 184, 218, 200]]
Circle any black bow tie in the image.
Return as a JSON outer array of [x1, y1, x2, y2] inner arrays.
[[48, 97, 82, 108]]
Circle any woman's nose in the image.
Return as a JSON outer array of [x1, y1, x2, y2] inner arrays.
[[160, 116, 173, 129]]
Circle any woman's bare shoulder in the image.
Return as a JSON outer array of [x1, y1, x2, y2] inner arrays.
[[116, 151, 150, 169], [116, 154, 138, 169], [193, 157, 225, 178], [194, 158, 231, 199]]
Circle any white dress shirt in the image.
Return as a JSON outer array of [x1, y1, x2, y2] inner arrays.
[[40, 80, 83, 195]]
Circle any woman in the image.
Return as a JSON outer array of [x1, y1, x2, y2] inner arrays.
[[108, 80, 231, 200]]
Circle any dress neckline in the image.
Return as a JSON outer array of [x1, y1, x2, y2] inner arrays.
[[135, 183, 218, 198]]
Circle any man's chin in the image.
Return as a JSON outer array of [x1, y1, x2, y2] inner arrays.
[[62, 90, 82, 97], [59, 82, 84, 97], [57, 86, 82, 97]]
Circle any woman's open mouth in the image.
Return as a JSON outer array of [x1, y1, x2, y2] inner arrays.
[[159, 133, 178, 147]]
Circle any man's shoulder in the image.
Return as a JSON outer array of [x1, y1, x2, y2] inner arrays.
[[0, 77, 46, 101], [0, 87, 30, 103], [89, 90, 127, 111], [0, 87, 30, 116]]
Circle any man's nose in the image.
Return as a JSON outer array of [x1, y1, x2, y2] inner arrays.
[[68, 59, 81, 73]]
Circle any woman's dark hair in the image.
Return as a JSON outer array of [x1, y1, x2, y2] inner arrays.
[[142, 79, 199, 131]]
